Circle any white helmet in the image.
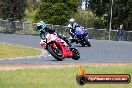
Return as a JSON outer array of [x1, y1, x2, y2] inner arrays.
[[69, 18, 75, 23]]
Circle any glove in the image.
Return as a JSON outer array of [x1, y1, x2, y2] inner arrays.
[[39, 39, 46, 47]]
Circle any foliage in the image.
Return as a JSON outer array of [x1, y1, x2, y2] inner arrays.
[[112, 0, 132, 30], [89, 0, 132, 30], [0, 0, 27, 21], [27, 0, 39, 12], [34, 0, 78, 25], [26, 0, 35, 12], [89, 0, 110, 17], [25, 10, 36, 22], [74, 10, 97, 28], [89, 0, 110, 29]]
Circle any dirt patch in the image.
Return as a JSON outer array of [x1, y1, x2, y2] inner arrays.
[[0, 64, 77, 70], [0, 63, 131, 71]]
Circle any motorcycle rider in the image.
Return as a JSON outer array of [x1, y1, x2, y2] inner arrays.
[[67, 18, 91, 46], [37, 21, 72, 47], [67, 18, 79, 38]]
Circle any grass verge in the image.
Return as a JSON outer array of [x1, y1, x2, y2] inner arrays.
[[0, 43, 41, 59], [0, 64, 131, 88]]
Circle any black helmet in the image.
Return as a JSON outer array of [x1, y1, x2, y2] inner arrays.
[[48, 28, 55, 34]]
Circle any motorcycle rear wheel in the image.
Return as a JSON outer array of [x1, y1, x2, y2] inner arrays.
[[71, 48, 80, 60]]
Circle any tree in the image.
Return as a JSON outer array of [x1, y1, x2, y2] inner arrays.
[[27, 0, 40, 12], [34, 0, 78, 25], [89, 0, 110, 17], [112, 0, 132, 30], [88, 0, 111, 28], [0, 0, 27, 21], [89, 0, 132, 30], [124, 0, 132, 31], [74, 10, 96, 28]]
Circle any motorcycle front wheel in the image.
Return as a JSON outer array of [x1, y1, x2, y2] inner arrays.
[[83, 35, 91, 47], [47, 44, 64, 61]]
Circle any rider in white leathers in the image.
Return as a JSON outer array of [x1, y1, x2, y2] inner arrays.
[[68, 18, 79, 38]]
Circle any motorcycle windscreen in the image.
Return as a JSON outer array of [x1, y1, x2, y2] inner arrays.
[[75, 27, 85, 35]]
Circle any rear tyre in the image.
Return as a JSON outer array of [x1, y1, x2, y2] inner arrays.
[[71, 48, 80, 60], [47, 44, 64, 61]]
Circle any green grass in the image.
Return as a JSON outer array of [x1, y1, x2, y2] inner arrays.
[[0, 43, 41, 59], [0, 65, 132, 88]]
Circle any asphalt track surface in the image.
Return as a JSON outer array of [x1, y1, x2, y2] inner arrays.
[[0, 33, 132, 64]]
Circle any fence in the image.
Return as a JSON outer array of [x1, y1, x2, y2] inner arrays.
[[0, 20, 132, 41]]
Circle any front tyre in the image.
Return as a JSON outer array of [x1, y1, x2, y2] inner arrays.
[[47, 44, 64, 61], [86, 41, 91, 47], [84, 36, 91, 47], [80, 41, 85, 47], [71, 48, 80, 60]]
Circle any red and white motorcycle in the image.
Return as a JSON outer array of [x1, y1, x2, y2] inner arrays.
[[40, 32, 80, 61]]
